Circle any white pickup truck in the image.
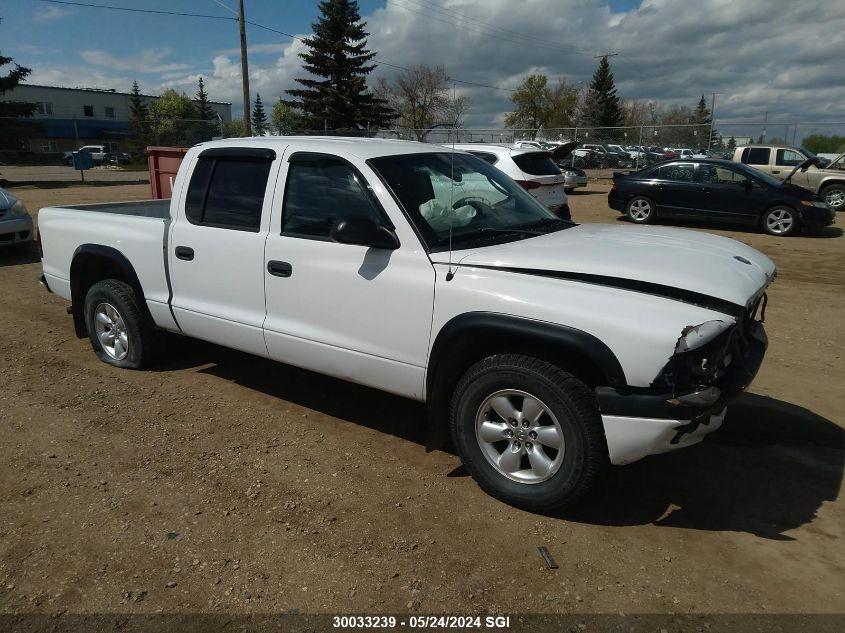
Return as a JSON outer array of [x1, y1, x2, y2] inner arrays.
[[38, 137, 776, 510]]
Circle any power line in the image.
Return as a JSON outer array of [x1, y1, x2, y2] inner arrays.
[[36, 0, 234, 21], [34, 0, 514, 94]]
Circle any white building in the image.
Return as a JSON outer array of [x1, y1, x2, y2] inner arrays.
[[2, 84, 232, 153]]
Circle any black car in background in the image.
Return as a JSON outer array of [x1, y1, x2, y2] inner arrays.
[[608, 158, 836, 236]]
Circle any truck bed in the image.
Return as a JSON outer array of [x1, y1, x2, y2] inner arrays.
[[59, 199, 170, 219]]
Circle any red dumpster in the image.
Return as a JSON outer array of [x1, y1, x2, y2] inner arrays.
[[147, 146, 189, 199]]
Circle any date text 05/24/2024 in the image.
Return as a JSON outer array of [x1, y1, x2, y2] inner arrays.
[[332, 615, 512, 629]]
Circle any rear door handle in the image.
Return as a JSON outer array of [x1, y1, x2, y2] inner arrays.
[[175, 246, 194, 261], [267, 260, 292, 277]]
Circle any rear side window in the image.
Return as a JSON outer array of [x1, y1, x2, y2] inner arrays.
[[185, 154, 273, 231], [740, 147, 771, 165], [512, 152, 560, 176], [282, 152, 387, 239], [656, 162, 696, 182]]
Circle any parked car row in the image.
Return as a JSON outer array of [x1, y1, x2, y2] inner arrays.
[[608, 157, 836, 236], [62, 145, 132, 167]]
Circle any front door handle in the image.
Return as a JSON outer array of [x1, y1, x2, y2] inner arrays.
[[175, 246, 194, 261], [267, 260, 292, 278]]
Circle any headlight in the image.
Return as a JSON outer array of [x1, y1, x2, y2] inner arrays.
[[801, 200, 830, 209], [9, 200, 29, 217], [675, 320, 732, 353]]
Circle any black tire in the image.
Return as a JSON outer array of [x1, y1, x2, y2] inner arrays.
[[625, 196, 656, 224], [819, 183, 845, 212], [761, 205, 799, 237], [83, 279, 160, 369], [449, 354, 607, 511], [564, 187, 574, 194]]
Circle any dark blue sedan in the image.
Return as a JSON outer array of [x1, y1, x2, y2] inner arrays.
[[608, 158, 836, 236]]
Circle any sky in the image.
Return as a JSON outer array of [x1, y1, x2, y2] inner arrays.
[[3, 0, 844, 139]]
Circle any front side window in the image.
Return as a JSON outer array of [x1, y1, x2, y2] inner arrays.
[[775, 149, 804, 167], [656, 162, 696, 182], [698, 164, 747, 185], [511, 151, 560, 176], [185, 154, 272, 231], [282, 152, 387, 239], [370, 152, 566, 251]]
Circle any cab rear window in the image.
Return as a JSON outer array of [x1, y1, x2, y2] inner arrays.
[[740, 147, 771, 165], [512, 152, 560, 176]]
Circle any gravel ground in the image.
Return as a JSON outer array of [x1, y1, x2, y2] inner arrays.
[[0, 182, 843, 622]]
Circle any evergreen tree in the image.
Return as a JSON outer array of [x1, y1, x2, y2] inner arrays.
[[0, 18, 37, 149], [585, 55, 623, 139], [251, 93, 268, 136], [193, 77, 218, 141], [127, 81, 151, 159], [694, 93, 717, 149], [726, 136, 736, 151], [285, 0, 394, 130]]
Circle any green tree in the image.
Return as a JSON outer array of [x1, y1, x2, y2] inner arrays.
[[147, 89, 195, 146], [0, 18, 37, 149], [584, 55, 623, 139], [802, 134, 845, 154], [726, 136, 737, 151], [694, 93, 718, 149], [251, 93, 268, 136], [270, 99, 304, 135], [193, 77, 218, 141], [503, 74, 579, 138], [286, 0, 394, 130], [221, 118, 248, 138], [127, 81, 151, 157]]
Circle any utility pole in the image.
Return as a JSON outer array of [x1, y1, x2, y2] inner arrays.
[[761, 110, 768, 144], [709, 92, 720, 150], [238, 0, 251, 136]]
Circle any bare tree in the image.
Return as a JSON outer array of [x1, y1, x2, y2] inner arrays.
[[504, 74, 580, 139], [378, 65, 471, 141]]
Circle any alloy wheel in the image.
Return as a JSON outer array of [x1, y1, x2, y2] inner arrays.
[[629, 199, 652, 221], [766, 208, 794, 235], [93, 302, 129, 360], [475, 389, 565, 484]]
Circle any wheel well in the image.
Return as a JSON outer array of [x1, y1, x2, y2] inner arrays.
[[425, 314, 626, 435], [69, 246, 148, 338], [820, 180, 845, 192]]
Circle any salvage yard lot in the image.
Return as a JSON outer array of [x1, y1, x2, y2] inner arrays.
[[0, 182, 843, 615]]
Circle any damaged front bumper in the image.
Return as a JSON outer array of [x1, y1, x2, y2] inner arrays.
[[596, 313, 768, 465]]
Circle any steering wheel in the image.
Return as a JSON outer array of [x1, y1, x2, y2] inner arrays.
[[452, 197, 488, 215]]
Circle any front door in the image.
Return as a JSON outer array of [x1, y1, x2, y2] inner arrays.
[[262, 151, 435, 400], [651, 162, 700, 217]]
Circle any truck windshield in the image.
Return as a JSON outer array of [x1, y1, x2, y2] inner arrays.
[[369, 152, 569, 251]]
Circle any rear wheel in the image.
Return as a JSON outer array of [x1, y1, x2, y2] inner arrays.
[[450, 354, 607, 511], [820, 184, 845, 211], [762, 205, 799, 236], [626, 196, 656, 224], [84, 279, 160, 369]]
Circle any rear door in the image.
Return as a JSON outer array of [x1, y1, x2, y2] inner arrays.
[[262, 151, 435, 400], [168, 147, 280, 357], [650, 162, 699, 217], [510, 151, 568, 210]]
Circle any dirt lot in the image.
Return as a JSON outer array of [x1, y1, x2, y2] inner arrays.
[[0, 182, 843, 621]]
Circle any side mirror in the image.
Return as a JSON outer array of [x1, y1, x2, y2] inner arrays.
[[331, 217, 400, 250]]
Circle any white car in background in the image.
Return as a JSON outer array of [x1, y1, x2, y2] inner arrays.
[[0, 187, 34, 247], [450, 144, 570, 220]]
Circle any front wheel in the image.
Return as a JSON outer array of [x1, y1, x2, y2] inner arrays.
[[84, 279, 160, 369], [450, 355, 607, 511], [820, 184, 845, 211], [626, 196, 656, 224], [761, 205, 799, 236]]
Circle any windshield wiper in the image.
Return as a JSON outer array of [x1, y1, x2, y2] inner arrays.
[[437, 226, 540, 247], [522, 217, 577, 231]]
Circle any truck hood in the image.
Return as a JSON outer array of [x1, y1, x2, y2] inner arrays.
[[436, 224, 776, 313]]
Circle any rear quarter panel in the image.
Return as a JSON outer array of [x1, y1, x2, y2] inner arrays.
[[40, 207, 171, 319]]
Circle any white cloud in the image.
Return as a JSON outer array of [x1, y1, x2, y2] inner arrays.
[[33, 6, 73, 21], [22, 0, 845, 128], [79, 49, 191, 74]]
